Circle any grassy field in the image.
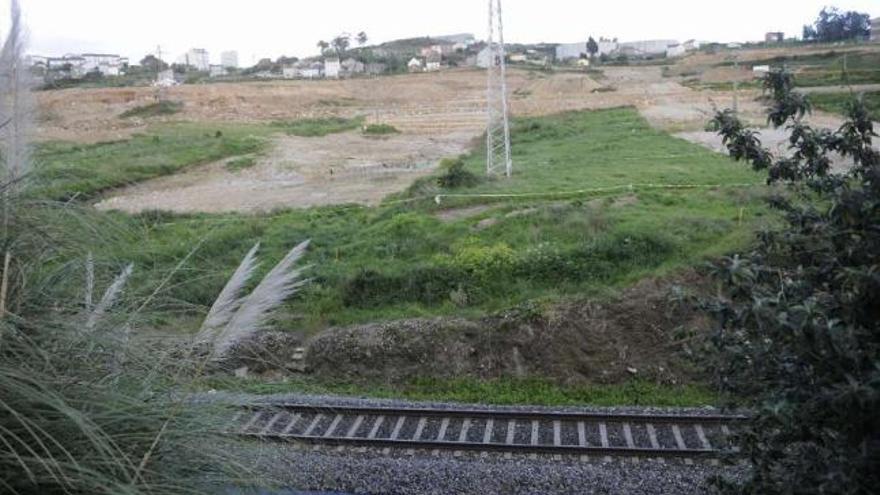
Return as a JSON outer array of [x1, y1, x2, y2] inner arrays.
[[725, 50, 880, 87], [811, 91, 880, 120], [47, 107, 769, 336], [34, 123, 269, 201]]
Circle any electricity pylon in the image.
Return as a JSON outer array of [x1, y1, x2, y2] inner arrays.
[[486, 0, 512, 177]]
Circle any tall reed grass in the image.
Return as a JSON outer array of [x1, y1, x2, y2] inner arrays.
[[0, 2, 311, 492]]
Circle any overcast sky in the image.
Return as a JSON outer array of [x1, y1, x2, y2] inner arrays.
[[8, 0, 880, 64]]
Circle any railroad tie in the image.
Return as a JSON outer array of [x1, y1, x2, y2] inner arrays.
[[646, 423, 664, 464], [599, 422, 611, 463], [481, 419, 495, 458], [433, 418, 450, 457], [695, 424, 718, 466], [577, 421, 589, 463], [623, 423, 638, 464], [672, 424, 693, 465], [504, 419, 516, 460], [259, 412, 285, 436], [454, 418, 471, 457], [383, 416, 406, 455], [553, 420, 562, 461], [406, 417, 428, 456]]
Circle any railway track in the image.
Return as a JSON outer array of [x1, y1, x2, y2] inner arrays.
[[228, 403, 746, 461]]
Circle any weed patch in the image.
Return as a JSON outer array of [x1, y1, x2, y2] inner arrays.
[[272, 116, 364, 137], [119, 100, 183, 119], [362, 123, 400, 136]]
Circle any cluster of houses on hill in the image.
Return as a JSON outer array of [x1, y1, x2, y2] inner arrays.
[[33, 22, 880, 86], [554, 38, 703, 62], [29, 53, 129, 78]]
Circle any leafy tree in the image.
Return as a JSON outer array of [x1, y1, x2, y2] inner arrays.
[[139, 54, 168, 72], [706, 70, 880, 493], [317, 40, 330, 55], [802, 7, 870, 42], [586, 36, 599, 59], [357, 31, 369, 47], [332, 33, 351, 57]]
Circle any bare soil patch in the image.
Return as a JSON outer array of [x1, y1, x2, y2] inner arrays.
[[301, 271, 711, 386], [96, 129, 474, 213]]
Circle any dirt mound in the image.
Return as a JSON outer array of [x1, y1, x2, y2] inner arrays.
[[305, 272, 711, 385]]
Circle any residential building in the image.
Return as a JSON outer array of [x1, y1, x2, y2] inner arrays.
[[666, 43, 686, 58], [872, 18, 879, 42], [35, 53, 126, 78], [341, 58, 365, 76], [476, 47, 493, 68], [282, 66, 298, 79], [209, 65, 228, 77], [682, 39, 702, 51], [324, 57, 340, 79], [555, 39, 617, 61], [154, 69, 178, 87], [765, 32, 784, 43], [407, 57, 424, 72], [425, 52, 442, 71], [178, 48, 210, 71], [618, 39, 678, 57], [81, 53, 127, 76], [221, 50, 239, 68], [365, 62, 387, 76]]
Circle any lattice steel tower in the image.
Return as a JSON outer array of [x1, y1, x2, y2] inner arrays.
[[486, 0, 512, 177]]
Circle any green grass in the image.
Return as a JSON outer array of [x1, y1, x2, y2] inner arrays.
[[455, 107, 762, 194], [225, 156, 258, 171], [33, 123, 270, 201], [205, 376, 719, 407], [716, 50, 880, 87], [119, 100, 183, 119], [78, 107, 769, 335], [362, 123, 400, 136], [810, 91, 880, 120], [271, 116, 364, 137]]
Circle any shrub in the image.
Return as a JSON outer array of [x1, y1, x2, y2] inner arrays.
[[436, 157, 479, 189], [271, 116, 363, 137], [362, 123, 400, 136], [119, 100, 183, 119], [705, 70, 880, 494]]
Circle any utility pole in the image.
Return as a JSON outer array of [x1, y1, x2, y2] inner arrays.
[[732, 53, 740, 115], [486, 0, 512, 178]]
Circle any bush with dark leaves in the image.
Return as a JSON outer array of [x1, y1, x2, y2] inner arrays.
[[706, 70, 880, 494]]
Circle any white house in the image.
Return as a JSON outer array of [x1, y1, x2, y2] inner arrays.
[[341, 58, 365, 76], [407, 57, 424, 72], [476, 47, 493, 68], [178, 48, 210, 71], [871, 18, 879, 42], [666, 44, 686, 58], [556, 40, 618, 61], [324, 58, 340, 79], [209, 65, 228, 77], [220, 50, 239, 68], [80, 53, 127, 76], [153, 69, 178, 87], [425, 52, 442, 72]]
